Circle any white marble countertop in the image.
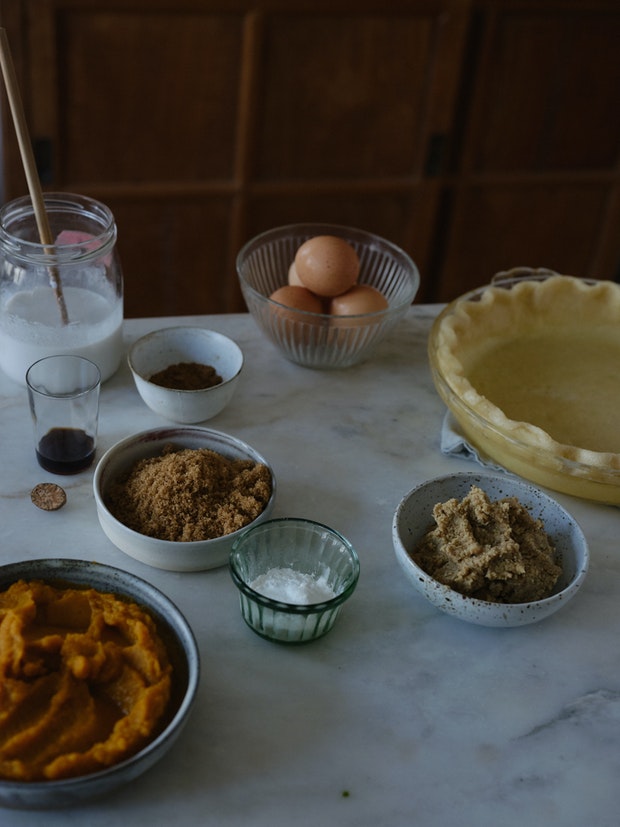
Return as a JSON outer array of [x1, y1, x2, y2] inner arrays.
[[1, 307, 620, 826]]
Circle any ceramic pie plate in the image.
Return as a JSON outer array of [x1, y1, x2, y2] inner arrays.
[[429, 273, 620, 504]]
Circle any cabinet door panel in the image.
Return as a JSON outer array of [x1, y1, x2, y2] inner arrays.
[[256, 13, 437, 180], [50, 11, 244, 183], [464, 7, 620, 172], [107, 196, 234, 317], [434, 2, 620, 301], [438, 181, 610, 300]]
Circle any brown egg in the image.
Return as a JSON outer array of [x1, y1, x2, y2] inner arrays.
[[288, 260, 304, 286], [329, 284, 389, 316], [269, 285, 324, 315], [294, 235, 360, 297]]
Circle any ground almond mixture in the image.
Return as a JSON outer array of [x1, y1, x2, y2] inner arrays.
[[105, 444, 272, 541], [411, 485, 561, 603]]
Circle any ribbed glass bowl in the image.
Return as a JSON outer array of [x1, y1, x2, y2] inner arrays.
[[236, 223, 419, 369], [229, 518, 360, 643]]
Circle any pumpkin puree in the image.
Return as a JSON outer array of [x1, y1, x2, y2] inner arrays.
[[0, 579, 172, 782]]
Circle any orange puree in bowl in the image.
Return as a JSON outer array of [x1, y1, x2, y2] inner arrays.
[[0, 579, 172, 782]]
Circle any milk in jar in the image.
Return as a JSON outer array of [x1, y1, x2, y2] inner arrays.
[[0, 193, 124, 385]]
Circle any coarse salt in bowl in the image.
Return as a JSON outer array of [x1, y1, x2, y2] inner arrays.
[[229, 517, 360, 643]]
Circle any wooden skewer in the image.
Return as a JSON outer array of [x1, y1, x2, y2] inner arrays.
[[0, 27, 69, 325]]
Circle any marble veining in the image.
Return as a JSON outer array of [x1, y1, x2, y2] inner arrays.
[[1, 307, 619, 826]]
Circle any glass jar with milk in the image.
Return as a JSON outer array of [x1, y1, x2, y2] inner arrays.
[[0, 193, 123, 385]]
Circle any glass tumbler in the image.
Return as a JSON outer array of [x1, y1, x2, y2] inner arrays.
[[26, 355, 101, 475], [0, 192, 124, 385]]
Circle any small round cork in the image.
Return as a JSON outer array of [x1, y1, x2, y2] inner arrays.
[[31, 482, 67, 511]]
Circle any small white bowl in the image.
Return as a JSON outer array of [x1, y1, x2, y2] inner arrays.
[[0, 558, 199, 810], [392, 472, 589, 627], [128, 327, 243, 423], [93, 427, 276, 572]]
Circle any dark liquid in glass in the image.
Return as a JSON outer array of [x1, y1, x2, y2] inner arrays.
[[36, 427, 96, 475]]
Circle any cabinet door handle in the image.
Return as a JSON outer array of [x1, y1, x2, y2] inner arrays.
[[33, 137, 53, 183], [424, 133, 447, 178]]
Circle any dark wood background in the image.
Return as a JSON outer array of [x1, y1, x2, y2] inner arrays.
[[1, 0, 619, 317]]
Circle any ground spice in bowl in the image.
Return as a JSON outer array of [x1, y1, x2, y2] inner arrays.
[[149, 362, 222, 390]]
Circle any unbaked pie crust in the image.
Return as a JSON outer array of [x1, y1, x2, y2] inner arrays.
[[432, 274, 620, 475]]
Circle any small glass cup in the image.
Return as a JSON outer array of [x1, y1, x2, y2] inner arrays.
[[229, 517, 360, 643], [26, 355, 101, 475]]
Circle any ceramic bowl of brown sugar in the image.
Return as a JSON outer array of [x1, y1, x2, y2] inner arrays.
[[128, 326, 244, 423], [93, 426, 276, 571]]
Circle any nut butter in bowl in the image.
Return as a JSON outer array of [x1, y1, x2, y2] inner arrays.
[[392, 472, 589, 627]]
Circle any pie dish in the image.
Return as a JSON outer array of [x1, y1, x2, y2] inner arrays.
[[429, 272, 620, 504]]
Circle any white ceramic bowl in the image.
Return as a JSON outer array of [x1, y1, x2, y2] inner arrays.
[[128, 327, 243, 423], [392, 472, 589, 627], [237, 222, 419, 369], [0, 558, 199, 810], [93, 427, 276, 572]]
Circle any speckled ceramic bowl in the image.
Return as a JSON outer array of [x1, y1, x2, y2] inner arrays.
[[93, 427, 276, 572], [392, 472, 589, 627], [0, 558, 199, 810], [128, 326, 244, 423]]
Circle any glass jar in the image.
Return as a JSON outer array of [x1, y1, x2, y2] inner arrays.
[[0, 192, 124, 385]]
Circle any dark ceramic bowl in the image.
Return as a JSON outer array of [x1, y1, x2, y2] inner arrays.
[[0, 558, 199, 809]]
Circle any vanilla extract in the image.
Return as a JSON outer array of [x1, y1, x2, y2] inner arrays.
[[36, 427, 95, 475]]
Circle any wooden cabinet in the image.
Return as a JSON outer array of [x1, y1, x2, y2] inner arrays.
[[439, 1, 620, 299], [1, 0, 619, 316]]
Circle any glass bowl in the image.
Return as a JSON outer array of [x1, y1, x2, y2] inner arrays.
[[229, 518, 360, 643], [428, 273, 620, 504], [236, 223, 419, 369], [392, 472, 589, 627]]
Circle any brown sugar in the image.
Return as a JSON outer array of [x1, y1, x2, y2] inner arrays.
[[149, 362, 222, 390], [411, 486, 561, 603], [104, 444, 272, 541]]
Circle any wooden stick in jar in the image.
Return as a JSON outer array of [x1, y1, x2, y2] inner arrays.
[[0, 27, 69, 324]]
